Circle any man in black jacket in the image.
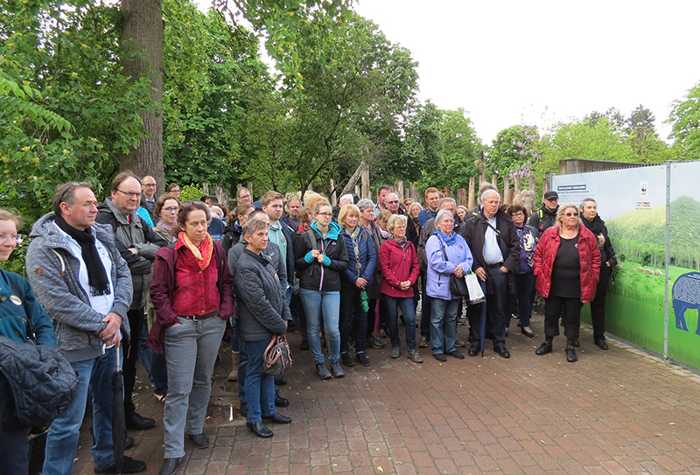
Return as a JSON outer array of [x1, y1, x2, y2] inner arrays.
[[462, 189, 520, 358], [97, 171, 167, 431], [528, 191, 559, 236]]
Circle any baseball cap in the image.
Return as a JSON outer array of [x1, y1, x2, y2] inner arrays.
[[544, 191, 559, 200]]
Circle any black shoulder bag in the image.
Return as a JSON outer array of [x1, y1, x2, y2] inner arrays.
[[436, 237, 469, 298]]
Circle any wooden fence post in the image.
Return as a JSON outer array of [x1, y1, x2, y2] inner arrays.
[[361, 163, 370, 199], [468, 176, 476, 210], [330, 179, 337, 206]]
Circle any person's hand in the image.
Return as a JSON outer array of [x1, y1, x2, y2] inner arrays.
[[454, 266, 465, 278], [316, 253, 326, 263], [128, 247, 138, 255], [606, 260, 611, 268], [99, 312, 122, 343], [597, 234, 605, 248], [500, 265, 509, 274], [400, 280, 411, 290], [355, 277, 368, 288], [475, 267, 487, 281], [311, 249, 321, 258], [110, 331, 122, 347]]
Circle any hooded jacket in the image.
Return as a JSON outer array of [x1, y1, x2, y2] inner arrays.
[[26, 213, 133, 362], [96, 197, 167, 309], [533, 225, 601, 302], [379, 239, 420, 298], [294, 221, 348, 292]]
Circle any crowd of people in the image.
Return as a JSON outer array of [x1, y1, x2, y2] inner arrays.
[[0, 174, 618, 475]]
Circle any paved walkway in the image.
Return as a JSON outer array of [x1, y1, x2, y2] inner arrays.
[[75, 314, 700, 474]]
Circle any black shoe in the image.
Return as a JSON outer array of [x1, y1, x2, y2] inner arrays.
[[521, 326, 535, 338], [566, 347, 578, 363], [330, 362, 345, 378], [275, 394, 289, 408], [535, 341, 552, 355], [433, 353, 447, 362], [275, 374, 288, 385], [447, 351, 465, 359], [356, 352, 370, 367], [573, 338, 580, 348], [263, 413, 292, 424], [95, 456, 147, 473], [341, 352, 355, 367], [247, 421, 273, 438], [159, 457, 182, 475], [188, 432, 209, 449], [125, 435, 135, 450], [494, 345, 511, 359], [467, 345, 479, 357], [125, 412, 156, 431], [317, 364, 332, 380], [595, 339, 609, 350]]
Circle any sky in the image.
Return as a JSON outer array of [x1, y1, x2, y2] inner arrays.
[[197, 0, 700, 144]]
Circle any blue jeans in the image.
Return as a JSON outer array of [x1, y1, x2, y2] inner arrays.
[[300, 289, 341, 365], [431, 298, 459, 355], [243, 338, 276, 424], [43, 348, 117, 475], [383, 296, 417, 351]]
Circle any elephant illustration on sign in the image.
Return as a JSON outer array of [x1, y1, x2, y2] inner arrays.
[[672, 272, 700, 335]]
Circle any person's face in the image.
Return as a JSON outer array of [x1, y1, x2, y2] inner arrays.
[[0, 220, 18, 261], [238, 189, 252, 207], [392, 223, 407, 239], [315, 205, 333, 227], [386, 194, 400, 213], [169, 186, 181, 198], [344, 213, 359, 229], [160, 199, 179, 226], [111, 177, 142, 214], [360, 207, 375, 223], [247, 226, 269, 253], [561, 207, 580, 227], [457, 207, 467, 220], [287, 199, 301, 217], [511, 211, 525, 227], [183, 209, 208, 244], [544, 197, 559, 211], [582, 201, 597, 221], [482, 194, 500, 218], [264, 198, 284, 222], [426, 192, 440, 210], [379, 189, 390, 206], [238, 207, 255, 227], [440, 201, 456, 215], [62, 187, 98, 230], [437, 214, 454, 234], [142, 177, 156, 198], [409, 205, 421, 219]]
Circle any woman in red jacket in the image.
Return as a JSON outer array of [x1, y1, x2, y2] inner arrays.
[[380, 214, 422, 363], [149, 201, 234, 475], [533, 203, 600, 363]]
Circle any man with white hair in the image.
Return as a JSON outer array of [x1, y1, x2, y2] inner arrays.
[[384, 192, 404, 215], [461, 189, 520, 358], [338, 194, 354, 207]]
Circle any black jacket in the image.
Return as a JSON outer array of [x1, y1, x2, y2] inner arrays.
[[582, 215, 618, 267], [527, 204, 558, 236], [461, 209, 520, 273], [234, 249, 289, 342], [280, 221, 296, 287], [294, 224, 348, 292]]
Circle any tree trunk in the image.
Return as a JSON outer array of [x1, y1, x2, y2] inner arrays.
[[120, 0, 165, 188]]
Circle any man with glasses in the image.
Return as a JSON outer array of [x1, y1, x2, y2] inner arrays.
[[384, 192, 405, 215], [528, 191, 559, 236], [97, 171, 167, 431], [141, 175, 157, 219]]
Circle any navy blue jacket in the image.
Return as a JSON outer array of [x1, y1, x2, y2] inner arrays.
[[340, 227, 377, 285]]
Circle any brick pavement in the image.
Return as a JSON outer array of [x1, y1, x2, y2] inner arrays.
[[73, 314, 700, 474]]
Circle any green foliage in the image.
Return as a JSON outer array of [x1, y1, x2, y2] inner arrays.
[[178, 184, 205, 202], [670, 82, 700, 161], [487, 125, 541, 177]]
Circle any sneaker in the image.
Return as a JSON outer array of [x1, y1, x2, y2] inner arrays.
[[356, 352, 370, 367], [419, 337, 429, 349], [391, 346, 400, 359], [341, 352, 355, 367], [317, 363, 332, 380], [408, 350, 423, 363], [188, 432, 209, 449], [330, 362, 345, 378], [433, 353, 447, 362]]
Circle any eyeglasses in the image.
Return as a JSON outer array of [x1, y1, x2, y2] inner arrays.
[[564, 212, 579, 217], [387, 200, 399, 204], [116, 189, 142, 198], [143, 183, 156, 187], [0, 234, 23, 245], [317, 212, 333, 216], [163, 207, 179, 212]]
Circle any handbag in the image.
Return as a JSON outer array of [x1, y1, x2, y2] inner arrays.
[[436, 237, 470, 298], [263, 335, 293, 377]]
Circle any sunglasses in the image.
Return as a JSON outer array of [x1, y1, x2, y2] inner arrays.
[[564, 212, 579, 217]]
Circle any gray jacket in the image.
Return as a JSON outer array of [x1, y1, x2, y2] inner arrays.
[[96, 197, 166, 309], [234, 249, 289, 342], [26, 213, 133, 362], [228, 240, 286, 287]]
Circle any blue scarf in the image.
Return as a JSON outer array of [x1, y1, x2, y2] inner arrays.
[[435, 229, 457, 246]]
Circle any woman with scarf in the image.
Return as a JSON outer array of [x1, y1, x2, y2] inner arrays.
[[149, 202, 234, 475], [425, 209, 473, 362], [580, 198, 617, 350], [380, 214, 422, 363], [508, 204, 538, 338], [295, 201, 349, 380], [339, 204, 377, 368], [153, 194, 180, 243]]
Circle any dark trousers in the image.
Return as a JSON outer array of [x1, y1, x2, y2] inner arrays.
[[591, 266, 611, 341], [0, 427, 29, 475], [469, 267, 509, 346], [513, 272, 535, 328], [291, 292, 307, 341], [384, 296, 417, 351], [544, 295, 581, 342], [340, 284, 368, 354], [124, 307, 145, 415], [420, 276, 431, 339]]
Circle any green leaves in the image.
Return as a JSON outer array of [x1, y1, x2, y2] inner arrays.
[[670, 82, 700, 161]]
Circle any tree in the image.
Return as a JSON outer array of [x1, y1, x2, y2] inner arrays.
[[487, 125, 541, 177], [670, 81, 700, 161], [625, 105, 670, 163]]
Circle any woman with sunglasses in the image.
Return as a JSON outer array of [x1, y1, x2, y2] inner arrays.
[[533, 204, 600, 362], [0, 209, 56, 474]]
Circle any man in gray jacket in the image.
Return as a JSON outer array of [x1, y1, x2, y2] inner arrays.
[[26, 182, 146, 474], [97, 171, 167, 430]]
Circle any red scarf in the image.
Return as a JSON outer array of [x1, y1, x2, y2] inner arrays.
[[177, 232, 213, 271]]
